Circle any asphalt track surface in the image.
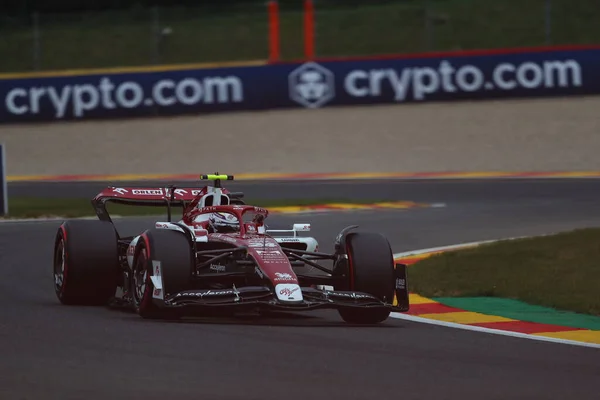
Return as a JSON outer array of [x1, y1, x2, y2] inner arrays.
[[2, 179, 600, 399]]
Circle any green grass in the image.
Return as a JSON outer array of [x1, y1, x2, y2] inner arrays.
[[1, 0, 599, 73], [1, 196, 389, 219], [408, 228, 600, 316]]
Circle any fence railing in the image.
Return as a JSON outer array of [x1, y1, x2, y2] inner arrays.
[[0, 0, 597, 74]]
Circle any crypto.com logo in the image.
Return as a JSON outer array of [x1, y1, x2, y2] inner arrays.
[[288, 62, 335, 108]]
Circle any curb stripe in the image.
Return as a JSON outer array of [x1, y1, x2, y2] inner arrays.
[[406, 303, 462, 315], [470, 321, 585, 334], [8, 171, 600, 183], [418, 311, 515, 324], [0, 200, 434, 223], [533, 330, 600, 342], [393, 240, 600, 347], [407, 293, 437, 305], [267, 201, 435, 214], [390, 312, 600, 349]]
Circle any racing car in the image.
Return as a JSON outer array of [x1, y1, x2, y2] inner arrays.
[[53, 174, 409, 324]]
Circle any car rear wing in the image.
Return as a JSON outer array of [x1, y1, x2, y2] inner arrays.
[[267, 223, 311, 237], [91, 185, 245, 224]]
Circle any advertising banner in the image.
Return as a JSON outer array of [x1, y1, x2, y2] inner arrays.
[[0, 143, 7, 216], [0, 66, 257, 122], [1, 46, 599, 123], [286, 48, 597, 109]]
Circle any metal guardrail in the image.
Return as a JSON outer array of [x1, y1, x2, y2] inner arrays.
[[0, 0, 595, 74]]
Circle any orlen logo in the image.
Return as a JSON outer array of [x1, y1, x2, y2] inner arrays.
[[133, 189, 163, 195]]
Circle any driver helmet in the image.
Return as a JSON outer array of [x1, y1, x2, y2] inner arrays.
[[209, 212, 239, 233]]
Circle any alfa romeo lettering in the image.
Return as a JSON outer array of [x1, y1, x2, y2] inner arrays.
[[279, 287, 299, 297], [274, 272, 294, 281]]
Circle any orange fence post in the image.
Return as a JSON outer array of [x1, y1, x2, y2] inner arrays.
[[267, 1, 281, 62], [303, 0, 315, 60]]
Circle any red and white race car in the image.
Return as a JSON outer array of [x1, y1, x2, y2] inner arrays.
[[53, 174, 409, 324]]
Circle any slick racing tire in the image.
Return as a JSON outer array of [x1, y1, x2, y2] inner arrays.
[[132, 228, 193, 319], [337, 232, 395, 324], [53, 220, 119, 305]]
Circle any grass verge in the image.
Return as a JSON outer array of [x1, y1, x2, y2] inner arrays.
[[408, 228, 600, 316], [1, 0, 598, 72], [2, 196, 393, 219]]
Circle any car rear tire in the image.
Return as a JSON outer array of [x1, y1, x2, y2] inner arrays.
[[337, 232, 395, 324], [53, 220, 119, 305], [132, 228, 193, 319]]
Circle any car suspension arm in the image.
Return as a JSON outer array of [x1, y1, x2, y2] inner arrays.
[[195, 247, 248, 270], [286, 252, 333, 276]]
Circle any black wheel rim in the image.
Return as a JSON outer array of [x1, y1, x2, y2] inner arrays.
[[132, 249, 148, 305], [54, 239, 66, 294]]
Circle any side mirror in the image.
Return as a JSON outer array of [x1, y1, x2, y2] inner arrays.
[[293, 223, 311, 232]]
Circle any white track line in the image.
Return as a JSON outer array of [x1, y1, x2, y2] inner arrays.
[[390, 312, 600, 349], [392, 242, 600, 349]]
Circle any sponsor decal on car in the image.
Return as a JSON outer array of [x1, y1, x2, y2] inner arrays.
[[133, 189, 163, 195], [273, 272, 295, 282], [174, 189, 203, 196], [209, 264, 227, 272], [248, 241, 278, 248], [174, 289, 236, 298], [324, 291, 374, 300], [255, 266, 264, 279], [151, 260, 164, 300], [153, 261, 162, 277], [112, 187, 128, 194], [211, 234, 239, 244], [279, 286, 299, 297], [275, 283, 303, 302], [256, 250, 283, 257], [395, 278, 406, 290]]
